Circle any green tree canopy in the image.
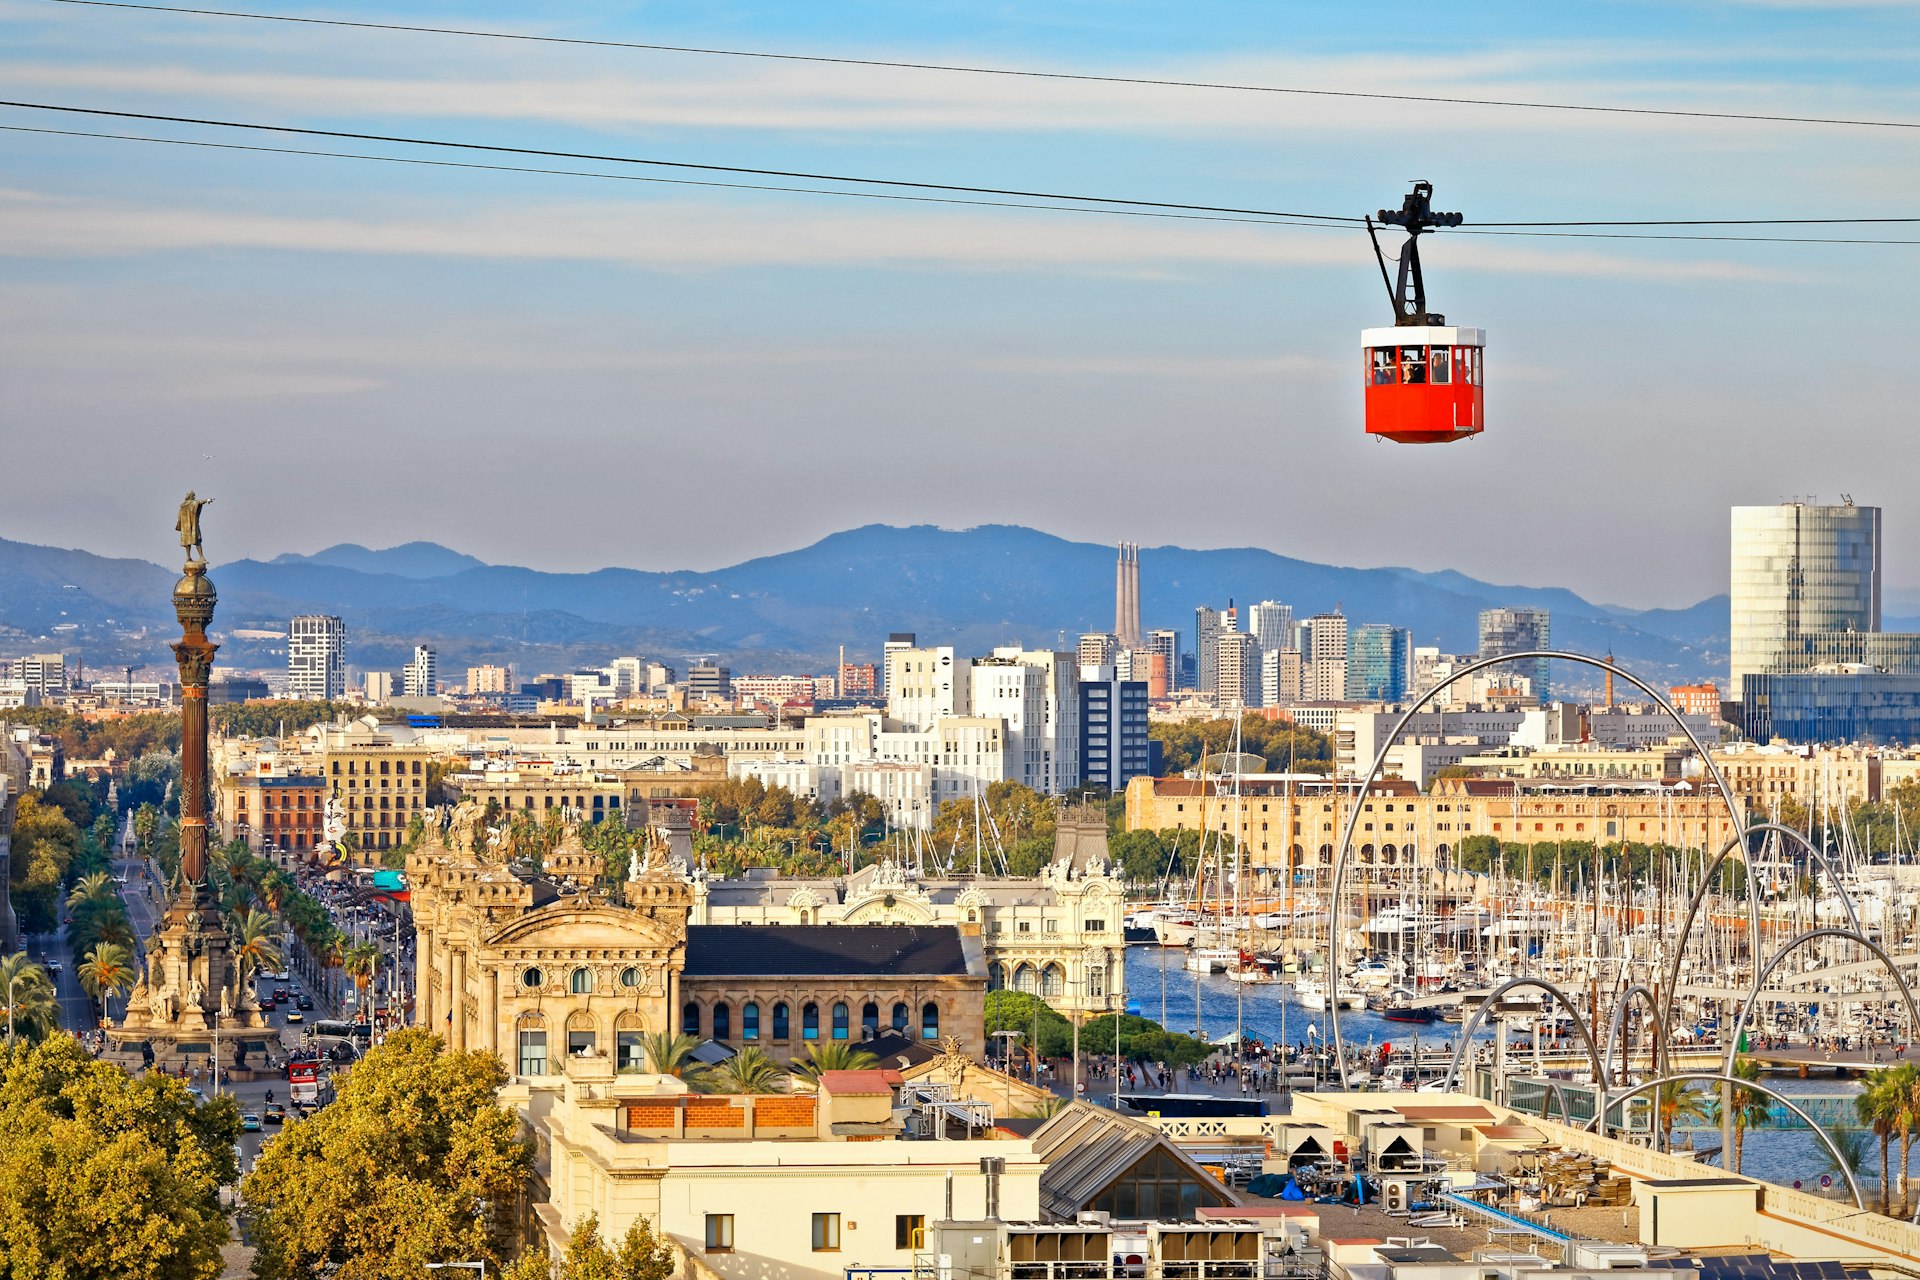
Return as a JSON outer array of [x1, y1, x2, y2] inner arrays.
[[242, 1029, 532, 1280], [9, 793, 83, 933], [500, 1213, 676, 1280], [0, 1033, 239, 1280], [1149, 717, 1333, 777], [1079, 1013, 1213, 1067], [984, 990, 1074, 1060]]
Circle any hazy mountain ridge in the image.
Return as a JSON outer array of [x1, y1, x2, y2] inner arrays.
[[0, 525, 1729, 684]]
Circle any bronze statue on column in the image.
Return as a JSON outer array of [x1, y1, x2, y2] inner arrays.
[[171, 491, 219, 890]]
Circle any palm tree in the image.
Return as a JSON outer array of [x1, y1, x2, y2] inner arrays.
[[641, 1032, 714, 1089], [342, 942, 381, 1019], [1816, 1117, 1870, 1200], [0, 952, 59, 1044], [77, 942, 136, 1024], [229, 908, 283, 988], [1861, 1068, 1903, 1215], [709, 1046, 788, 1095], [1654, 1079, 1711, 1153], [789, 1041, 881, 1087], [1897, 1061, 1920, 1217], [1705, 1058, 1773, 1174], [66, 871, 116, 912]]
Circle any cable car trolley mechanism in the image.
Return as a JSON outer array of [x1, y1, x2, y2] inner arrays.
[[1363, 182, 1483, 444]]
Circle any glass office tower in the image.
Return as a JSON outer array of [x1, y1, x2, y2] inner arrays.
[[1730, 502, 1881, 684]]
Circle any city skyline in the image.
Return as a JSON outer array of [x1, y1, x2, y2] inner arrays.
[[4, 3, 1917, 606]]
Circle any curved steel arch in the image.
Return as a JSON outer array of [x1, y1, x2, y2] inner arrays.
[[1722, 926, 1920, 1083], [1328, 650, 1744, 1080], [1658, 822, 1862, 1075], [1591, 1071, 1865, 1210], [1442, 975, 1614, 1096], [1605, 982, 1662, 1082]]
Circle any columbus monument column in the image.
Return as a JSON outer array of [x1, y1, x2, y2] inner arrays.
[[107, 492, 267, 1071]]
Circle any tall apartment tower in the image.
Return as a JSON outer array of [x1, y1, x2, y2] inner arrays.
[[1216, 631, 1260, 709], [1730, 501, 1881, 684], [1247, 602, 1294, 653], [1114, 542, 1143, 650], [1079, 632, 1119, 668], [467, 663, 512, 695], [403, 645, 438, 698], [1195, 607, 1227, 700], [1478, 607, 1552, 701], [1300, 611, 1349, 702], [288, 615, 346, 701]]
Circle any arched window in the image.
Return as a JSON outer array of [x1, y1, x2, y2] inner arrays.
[[1013, 963, 1038, 995], [516, 1013, 547, 1077], [862, 1002, 880, 1036], [682, 1001, 701, 1037], [892, 1002, 909, 1032], [921, 1002, 940, 1041], [570, 967, 593, 994], [742, 1002, 760, 1041], [802, 1003, 820, 1041], [1041, 963, 1066, 1000], [772, 1002, 790, 1040], [566, 1010, 597, 1058], [615, 1012, 646, 1073], [832, 1002, 850, 1040], [988, 963, 1006, 991], [619, 966, 642, 989], [713, 1002, 732, 1042]]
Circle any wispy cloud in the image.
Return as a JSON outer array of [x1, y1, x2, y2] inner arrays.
[[4, 45, 1906, 140]]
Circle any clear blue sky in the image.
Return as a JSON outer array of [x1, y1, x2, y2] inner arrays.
[[2, 0, 1917, 607]]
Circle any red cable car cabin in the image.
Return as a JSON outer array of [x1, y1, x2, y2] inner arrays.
[[1362, 325, 1483, 444]]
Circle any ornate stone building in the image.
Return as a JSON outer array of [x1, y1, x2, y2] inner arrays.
[[408, 813, 988, 1072], [690, 809, 1127, 1015]]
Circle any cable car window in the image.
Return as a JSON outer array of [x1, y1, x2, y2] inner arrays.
[[1370, 349, 1395, 386], [1429, 347, 1450, 384], [1399, 347, 1426, 384]]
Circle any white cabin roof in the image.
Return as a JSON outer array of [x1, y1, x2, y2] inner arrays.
[[1361, 326, 1484, 347]]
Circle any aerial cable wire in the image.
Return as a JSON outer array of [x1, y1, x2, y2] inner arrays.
[[3, 100, 1918, 238], [6, 122, 1916, 245], [0, 100, 1364, 223], [0, 123, 1356, 230], [39, 0, 1920, 133]]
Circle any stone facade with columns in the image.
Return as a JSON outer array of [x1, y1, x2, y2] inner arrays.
[[408, 812, 987, 1074]]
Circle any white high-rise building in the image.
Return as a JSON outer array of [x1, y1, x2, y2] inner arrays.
[[885, 645, 968, 730], [404, 645, 438, 698], [607, 657, 648, 698], [1247, 601, 1294, 652], [288, 615, 346, 701], [971, 647, 1081, 793], [1217, 631, 1259, 709], [1300, 611, 1349, 702]]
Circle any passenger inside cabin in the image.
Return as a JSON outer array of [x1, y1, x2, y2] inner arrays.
[[1430, 347, 1451, 384], [1400, 346, 1426, 384], [1371, 349, 1395, 385]]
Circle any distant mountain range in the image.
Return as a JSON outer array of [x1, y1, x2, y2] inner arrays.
[[0, 524, 1754, 689]]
